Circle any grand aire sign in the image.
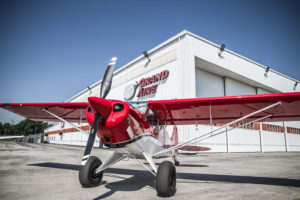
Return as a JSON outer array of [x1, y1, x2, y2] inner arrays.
[[137, 70, 169, 97], [124, 70, 169, 100]]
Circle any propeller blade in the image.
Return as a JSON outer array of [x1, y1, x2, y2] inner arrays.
[[100, 57, 117, 99], [80, 57, 116, 165], [81, 114, 100, 165]]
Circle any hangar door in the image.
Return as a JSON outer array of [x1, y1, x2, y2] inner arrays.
[[225, 78, 256, 96], [195, 67, 224, 97], [196, 68, 259, 97]]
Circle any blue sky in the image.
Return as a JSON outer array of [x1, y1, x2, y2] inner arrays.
[[0, 0, 299, 123]]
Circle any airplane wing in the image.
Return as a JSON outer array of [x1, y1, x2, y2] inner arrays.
[[148, 92, 300, 125], [0, 102, 89, 122], [150, 92, 300, 156]]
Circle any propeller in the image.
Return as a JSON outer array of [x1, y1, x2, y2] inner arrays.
[[81, 57, 117, 165], [100, 57, 117, 98]]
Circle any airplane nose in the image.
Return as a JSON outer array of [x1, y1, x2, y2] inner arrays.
[[88, 97, 112, 118]]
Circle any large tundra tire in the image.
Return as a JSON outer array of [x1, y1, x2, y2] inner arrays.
[[156, 161, 177, 197], [79, 156, 103, 187]]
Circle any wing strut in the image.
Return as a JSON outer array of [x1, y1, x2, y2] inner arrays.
[[42, 109, 89, 136], [95, 151, 127, 174], [131, 153, 157, 176], [153, 101, 281, 157]]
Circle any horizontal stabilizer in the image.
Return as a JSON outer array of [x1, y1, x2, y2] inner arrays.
[[179, 145, 210, 151]]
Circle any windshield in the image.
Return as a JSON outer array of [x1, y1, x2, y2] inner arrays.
[[127, 101, 161, 126], [127, 101, 148, 115]]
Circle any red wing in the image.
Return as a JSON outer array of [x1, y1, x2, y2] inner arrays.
[[148, 92, 300, 125], [0, 102, 89, 122]]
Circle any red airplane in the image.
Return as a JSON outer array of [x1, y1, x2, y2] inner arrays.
[[1, 57, 300, 197]]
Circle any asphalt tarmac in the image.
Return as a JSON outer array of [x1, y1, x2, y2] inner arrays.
[[0, 141, 299, 200]]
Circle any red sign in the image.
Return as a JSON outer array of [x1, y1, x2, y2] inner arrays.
[[137, 70, 169, 97]]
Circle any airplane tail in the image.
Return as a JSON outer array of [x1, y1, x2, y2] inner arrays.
[[171, 125, 211, 152], [171, 126, 178, 145]]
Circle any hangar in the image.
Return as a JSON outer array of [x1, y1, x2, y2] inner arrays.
[[44, 30, 300, 152]]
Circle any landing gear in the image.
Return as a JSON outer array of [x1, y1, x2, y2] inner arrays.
[[156, 161, 177, 197], [173, 155, 180, 166], [79, 156, 103, 187]]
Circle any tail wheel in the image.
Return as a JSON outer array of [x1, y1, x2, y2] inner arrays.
[[156, 161, 177, 197], [79, 156, 103, 187]]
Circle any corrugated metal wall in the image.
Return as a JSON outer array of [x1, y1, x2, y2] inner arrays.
[[195, 68, 224, 97], [225, 77, 256, 96]]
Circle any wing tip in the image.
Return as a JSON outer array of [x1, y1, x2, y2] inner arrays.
[[0, 103, 10, 107]]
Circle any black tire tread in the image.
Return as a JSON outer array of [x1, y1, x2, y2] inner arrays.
[[79, 156, 103, 187], [156, 161, 176, 197]]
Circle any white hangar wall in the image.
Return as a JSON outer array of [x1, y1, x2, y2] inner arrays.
[[45, 123, 102, 147], [176, 31, 300, 152], [45, 30, 300, 152]]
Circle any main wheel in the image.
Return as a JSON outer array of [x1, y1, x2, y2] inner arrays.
[[79, 156, 103, 187], [156, 161, 177, 197]]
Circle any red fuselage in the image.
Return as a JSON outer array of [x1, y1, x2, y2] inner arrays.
[[86, 97, 156, 146]]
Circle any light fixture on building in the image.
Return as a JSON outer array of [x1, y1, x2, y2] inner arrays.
[[87, 86, 92, 94], [264, 67, 270, 77], [143, 51, 151, 62], [218, 43, 226, 57], [294, 81, 298, 90]]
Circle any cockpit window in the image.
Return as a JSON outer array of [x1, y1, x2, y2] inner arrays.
[[127, 101, 148, 115], [145, 109, 160, 126], [127, 101, 161, 126]]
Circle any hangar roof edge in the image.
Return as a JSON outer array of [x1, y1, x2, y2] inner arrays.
[[185, 30, 299, 83], [66, 30, 299, 102]]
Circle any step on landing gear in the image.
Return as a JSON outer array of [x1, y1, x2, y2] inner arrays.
[[79, 156, 103, 187], [156, 161, 177, 197]]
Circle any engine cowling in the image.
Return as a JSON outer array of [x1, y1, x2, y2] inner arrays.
[[86, 98, 131, 144]]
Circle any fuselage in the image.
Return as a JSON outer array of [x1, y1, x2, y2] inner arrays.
[[86, 97, 169, 157]]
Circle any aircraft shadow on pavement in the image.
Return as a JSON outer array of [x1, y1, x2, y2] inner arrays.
[[29, 162, 155, 199], [29, 162, 300, 199], [178, 164, 209, 167], [143, 162, 209, 168]]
